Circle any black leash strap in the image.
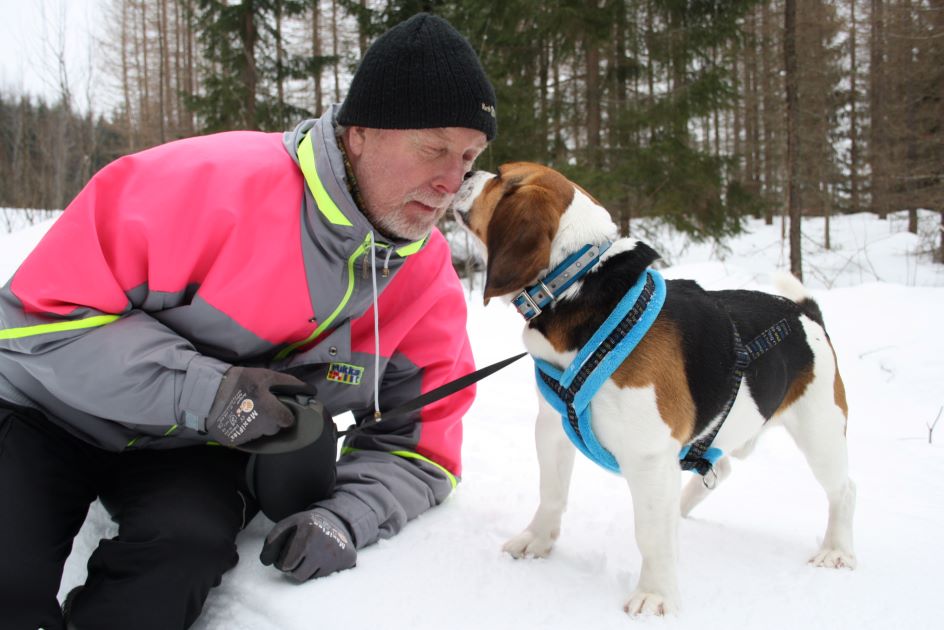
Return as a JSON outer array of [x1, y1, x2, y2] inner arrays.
[[339, 352, 528, 437]]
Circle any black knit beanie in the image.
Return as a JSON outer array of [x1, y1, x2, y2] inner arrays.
[[337, 13, 497, 141]]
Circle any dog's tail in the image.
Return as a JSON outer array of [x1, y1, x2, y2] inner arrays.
[[772, 271, 825, 328]]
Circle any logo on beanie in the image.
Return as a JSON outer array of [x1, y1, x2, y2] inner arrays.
[[327, 362, 364, 386], [481, 102, 496, 118]]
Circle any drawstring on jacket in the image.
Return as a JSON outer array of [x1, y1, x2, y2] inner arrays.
[[367, 232, 383, 421]]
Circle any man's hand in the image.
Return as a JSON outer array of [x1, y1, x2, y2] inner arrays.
[[260, 508, 357, 581], [205, 367, 311, 447]]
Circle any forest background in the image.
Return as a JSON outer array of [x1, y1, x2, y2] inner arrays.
[[0, 0, 941, 281]]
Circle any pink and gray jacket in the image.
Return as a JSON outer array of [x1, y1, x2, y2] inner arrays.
[[0, 106, 475, 548]]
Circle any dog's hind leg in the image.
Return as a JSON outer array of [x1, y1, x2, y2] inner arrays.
[[679, 455, 732, 517], [781, 328, 856, 569], [503, 394, 576, 559], [782, 404, 856, 569]]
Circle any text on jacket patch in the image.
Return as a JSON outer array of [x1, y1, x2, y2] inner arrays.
[[327, 362, 364, 386]]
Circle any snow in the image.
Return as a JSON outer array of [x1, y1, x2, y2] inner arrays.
[[1, 210, 942, 629]]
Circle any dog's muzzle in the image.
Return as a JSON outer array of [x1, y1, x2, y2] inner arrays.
[[453, 207, 470, 226]]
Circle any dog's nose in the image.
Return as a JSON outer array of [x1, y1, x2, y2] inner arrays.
[[463, 170, 475, 181]]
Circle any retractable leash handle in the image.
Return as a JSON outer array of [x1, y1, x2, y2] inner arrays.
[[235, 394, 333, 455]]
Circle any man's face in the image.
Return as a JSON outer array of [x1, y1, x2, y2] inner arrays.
[[344, 126, 488, 241]]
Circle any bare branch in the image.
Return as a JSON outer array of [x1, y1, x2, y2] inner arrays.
[[929, 407, 942, 445]]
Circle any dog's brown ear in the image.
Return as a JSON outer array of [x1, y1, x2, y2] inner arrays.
[[483, 184, 560, 303]]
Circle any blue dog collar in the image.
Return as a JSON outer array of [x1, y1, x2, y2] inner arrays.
[[512, 242, 612, 320]]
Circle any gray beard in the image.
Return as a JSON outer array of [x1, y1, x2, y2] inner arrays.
[[364, 205, 442, 242]]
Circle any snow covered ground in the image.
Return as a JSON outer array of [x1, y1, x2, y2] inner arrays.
[[2, 209, 942, 629]]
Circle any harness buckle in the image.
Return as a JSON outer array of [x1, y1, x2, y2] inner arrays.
[[702, 466, 719, 490]]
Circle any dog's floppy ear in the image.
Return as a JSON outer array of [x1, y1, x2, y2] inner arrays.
[[483, 184, 560, 303]]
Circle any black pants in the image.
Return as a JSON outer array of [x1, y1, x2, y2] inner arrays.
[[0, 405, 255, 630], [0, 404, 336, 630]]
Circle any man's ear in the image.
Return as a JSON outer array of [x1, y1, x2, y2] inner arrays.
[[483, 185, 560, 303], [344, 126, 368, 159]]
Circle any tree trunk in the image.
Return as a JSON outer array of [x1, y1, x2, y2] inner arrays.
[[276, 0, 285, 129], [585, 33, 601, 167], [9, 99, 24, 208], [332, 0, 340, 103], [938, 211, 944, 263], [761, 0, 776, 225], [869, 0, 887, 218], [540, 30, 550, 161], [745, 8, 761, 203], [140, 0, 151, 141], [732, 47, 742, 179], [785, 0, 803, 280], [157, 0, 168, 142], [312, 0, 323, 116], [611, 0, 628, 231], [713, 45, 721, 157], [646, 1, 655, 144], [849, 0, 861, 213], [121, 0, 135, 149], [241, 1, 257, 129], [552, 45, 565, 162], [184, 0, 195, 134], [571, 54, 582, 154], [902, 0, 918, 234], [173, 0, 183, 136]]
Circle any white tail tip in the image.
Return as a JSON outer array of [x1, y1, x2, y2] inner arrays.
[[772, 271, 809, 303]]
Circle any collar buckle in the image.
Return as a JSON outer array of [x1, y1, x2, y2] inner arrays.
[[513, 290, 543, 320]]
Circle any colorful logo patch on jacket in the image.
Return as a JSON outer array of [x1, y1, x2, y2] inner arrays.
[[327, 362, 364, 386]]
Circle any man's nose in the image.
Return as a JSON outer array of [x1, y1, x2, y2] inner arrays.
[[433, 159, 467, 195]]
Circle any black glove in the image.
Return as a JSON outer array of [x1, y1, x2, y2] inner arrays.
[[205, 367, 311, 447], [260, 508, 357, 581]]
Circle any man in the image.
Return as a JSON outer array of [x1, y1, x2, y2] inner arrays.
[[0, 13, 495, 630]]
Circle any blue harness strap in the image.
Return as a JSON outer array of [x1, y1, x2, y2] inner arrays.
[[535, 269, 666, 472]]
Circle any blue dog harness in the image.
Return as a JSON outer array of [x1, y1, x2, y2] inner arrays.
[[523, 244, 792, 478], [534, 268, 667, 473]]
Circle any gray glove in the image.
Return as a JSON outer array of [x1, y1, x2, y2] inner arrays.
[[260, 508, 357, 581], [205, 366, 311, 447]]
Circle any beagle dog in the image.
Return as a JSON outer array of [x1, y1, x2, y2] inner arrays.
[[451, 162, 856, 616]]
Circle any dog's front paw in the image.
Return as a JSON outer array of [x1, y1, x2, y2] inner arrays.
[[810, 548, 857, 569], [623, 590, 679, 617], [502, 529, 557, 559]]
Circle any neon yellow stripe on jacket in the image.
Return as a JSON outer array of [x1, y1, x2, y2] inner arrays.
[[298, 131, 353, 227], [341, 446, 458, 490], [0, 314, 120, 341], [396, 236, 428, 257]]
